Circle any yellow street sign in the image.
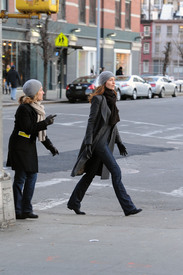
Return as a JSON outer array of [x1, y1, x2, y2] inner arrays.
[[55, 33, 68, 47]]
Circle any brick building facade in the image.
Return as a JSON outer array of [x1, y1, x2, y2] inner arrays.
[[2, 0, 141, 91]]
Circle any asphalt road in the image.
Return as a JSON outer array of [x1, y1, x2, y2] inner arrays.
[[1, 96, 183, 275]]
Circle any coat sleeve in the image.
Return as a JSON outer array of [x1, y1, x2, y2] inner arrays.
[[84, 96, 101, 145], [16, 105, 47, 135], [7, 72, 10, 85], [41, 136, 53, 149], [17, 72, 21, 86], [115, 126, 123, 144]]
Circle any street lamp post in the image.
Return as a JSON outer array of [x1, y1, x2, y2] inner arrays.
[[0, 16, 15, 228], [96, 0, 100, 75]]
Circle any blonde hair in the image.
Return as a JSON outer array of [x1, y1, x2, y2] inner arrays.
[[18, 92, 39, 105], [88, 85, 117, 103]]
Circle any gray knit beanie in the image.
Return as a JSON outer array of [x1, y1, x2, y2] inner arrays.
[[98, 71, 115, 86], [23, 79, 42, 98]]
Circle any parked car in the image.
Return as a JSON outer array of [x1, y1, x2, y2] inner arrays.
[[66, 75, 121, 103], [115, 75, 152, 100], [142, 76, 178, 98], [174, 79, 183, 93]]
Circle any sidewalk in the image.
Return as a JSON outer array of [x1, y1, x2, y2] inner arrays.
[[1, 208, 183, 274], [2, 88, 68, 106]]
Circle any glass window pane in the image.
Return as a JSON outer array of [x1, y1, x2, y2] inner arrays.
[[125, 2, 131, 29], [58, 0, 66, 20], [79, 0, 86, 23], [89, 0, 96, 24], [115, 0, 121, 28]]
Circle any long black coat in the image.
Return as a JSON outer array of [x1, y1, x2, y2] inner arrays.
[[71, 95, 122, 179], [6, 103, 52, 173]]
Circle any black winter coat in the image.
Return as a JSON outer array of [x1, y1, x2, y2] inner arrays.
[[6, 104, 53, 173], [71, 95, 122, 179], [7, 69, 21, 88]]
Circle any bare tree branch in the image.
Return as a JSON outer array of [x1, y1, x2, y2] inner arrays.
[[174, 40, 183, 60]]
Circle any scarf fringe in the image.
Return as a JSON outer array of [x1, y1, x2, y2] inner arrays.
[[30, 102, 46, 141]]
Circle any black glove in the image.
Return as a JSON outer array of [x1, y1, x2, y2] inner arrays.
[[49, 145, 59, 156], [117, 142, 128, 156], [45, 114, 56, 126], [86, 144, 92, 159]]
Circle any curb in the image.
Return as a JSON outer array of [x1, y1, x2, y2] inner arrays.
[[2, 100, 69, 107]]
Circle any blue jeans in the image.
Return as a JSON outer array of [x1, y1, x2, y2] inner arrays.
[[11, 87, 17, 100], [13, 170, 37, 215], [68, 144, 136, 215]]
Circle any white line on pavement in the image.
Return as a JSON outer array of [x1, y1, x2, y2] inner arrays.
[[56, 113, 88, 117], [159, 187, 183, 197], [167, 141, 183, 145], [120, 119, 164, 127], [119, 130, 183, 140], [36, 178, 73, 188], [33, 198, 68, 210], [33, 177, 183, 210], [55, 121, 84, 126]]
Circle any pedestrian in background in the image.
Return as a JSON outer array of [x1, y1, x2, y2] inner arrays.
[[7, 65, 21, 100], [67, 71, 142, 216], [6, 79, 59, 219], [116, 66, 123, 75], [100, 67, 105, 73], [3, 64, 11, 94]]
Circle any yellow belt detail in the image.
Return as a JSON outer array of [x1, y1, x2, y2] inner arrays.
[[18, 131, 31, 139]]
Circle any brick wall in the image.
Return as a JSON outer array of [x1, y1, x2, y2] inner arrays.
[[131, 0, 141, 32], [7, 0, 141, 33], [53, 0, 140, 33], [102, 1, 115, 29], [66, 0, 79, 24], [9, 0, 15, 13]]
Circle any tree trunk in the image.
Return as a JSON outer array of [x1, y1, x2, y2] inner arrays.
[[40, 15, 49, 100], [162, 42, 171, 76], [43, 59, 48, 100]]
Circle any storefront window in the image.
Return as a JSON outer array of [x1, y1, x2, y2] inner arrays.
[[2, 40, 40, 85], [2, 0, 8, 10], [78, 49, 96, 76], [2, 41, 12, 68], [115, 52, 130, 75]]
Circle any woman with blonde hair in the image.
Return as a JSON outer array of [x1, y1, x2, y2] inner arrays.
[[7, 79, 59, 219], [67, 71, 142, 216]]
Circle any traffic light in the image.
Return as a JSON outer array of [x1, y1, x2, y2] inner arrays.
[[16, 0, 59, 14]]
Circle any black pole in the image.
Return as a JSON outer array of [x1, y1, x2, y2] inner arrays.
[[60, 48, 63, 98]]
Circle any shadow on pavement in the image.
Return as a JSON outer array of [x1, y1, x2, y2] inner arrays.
[[36, 143, 174, 173]]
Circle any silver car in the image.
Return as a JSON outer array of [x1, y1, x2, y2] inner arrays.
[[115, 75, 152, 100], [143, 76, 178, 98]]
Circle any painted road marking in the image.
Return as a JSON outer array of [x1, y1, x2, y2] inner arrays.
[[33, 198, 68, 210], [55, 121, 84, 126], [120, 119, 164, 127], [36, 178, 73, 188], [119, 130, 183, 140], [33, 175, 183, 210], [159, 187, 183, 197]]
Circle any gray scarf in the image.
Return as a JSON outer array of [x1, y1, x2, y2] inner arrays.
[[31, 102, 46, 141]]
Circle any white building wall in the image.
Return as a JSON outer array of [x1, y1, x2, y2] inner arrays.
[[152, 21, 183, 78]]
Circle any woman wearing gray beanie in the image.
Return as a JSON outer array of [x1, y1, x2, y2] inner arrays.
[[6, 79, 59, 219], [67, 71, 142, 216]]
